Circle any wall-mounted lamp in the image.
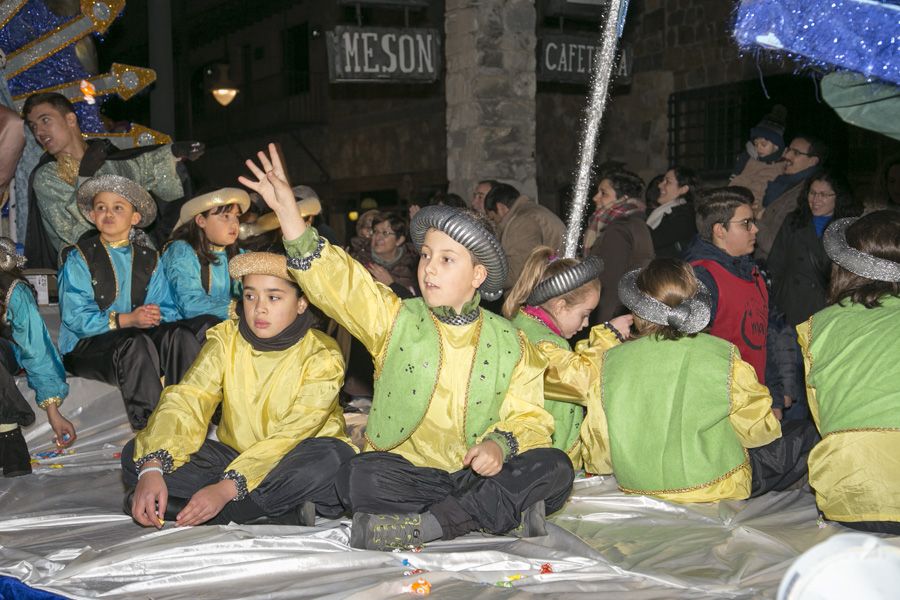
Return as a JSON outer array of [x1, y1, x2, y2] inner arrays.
[[207, 63, 239, 107]]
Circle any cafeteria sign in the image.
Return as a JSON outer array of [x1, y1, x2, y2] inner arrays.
[[538, 33, 632, 85], [327, 26, 441, 82]]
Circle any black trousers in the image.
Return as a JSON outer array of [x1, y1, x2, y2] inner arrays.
[[122, 436, 356, 522], [336, 448, 575, 539], [749, 419, 820, 497], [64, 319, 207, 430], [0, 340, 33, 426], [834, 519, 900, 535]]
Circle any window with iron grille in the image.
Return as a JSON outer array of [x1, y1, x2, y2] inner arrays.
[[667, 75, 852, 182]]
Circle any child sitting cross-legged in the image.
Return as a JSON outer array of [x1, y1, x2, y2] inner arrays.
[[597, 258, 817, 502], [122, 251, 356, 527], [798, 211, 900, 534], [58, 175, 204, 430], [239, 144, 573, 551]]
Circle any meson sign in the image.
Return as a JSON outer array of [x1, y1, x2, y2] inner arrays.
[[538, 33, 632, 85], [327, 26, 441, 82]]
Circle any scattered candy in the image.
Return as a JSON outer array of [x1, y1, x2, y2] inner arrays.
[[49, 464, 63, 469], [403, 568, 426, 576], [405, 577, 431, 595], [113, 452, 121, 459], [62, 433, 71, 442], [401, 559, 411, 567], [495, 574, 525, 587], [412, 546, 424, 553], [540, 563, 554, 574]]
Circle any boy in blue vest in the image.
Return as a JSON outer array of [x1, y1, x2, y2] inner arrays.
[[240, 145, 573, 550], [58, 175, 204, 430]]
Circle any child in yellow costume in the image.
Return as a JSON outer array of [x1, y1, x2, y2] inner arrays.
[[595, 258, 816, 502], [239, 145, 573, 551], [123, 251, 356, 527], [502, 246, 631, 470], [799, 212, 900, 534]]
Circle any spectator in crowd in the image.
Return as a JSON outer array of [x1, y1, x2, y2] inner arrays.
[[350, 212, 419, 299], [585, 170, 654, 323], [484, 182, 565, 291], [684, 187, 799, 420], [730, 105, 788, 211], [644, 173, 664, 212], [646, 166, 699, 258], [756, 134, 827, 261], [798, 211, 900, 534], [471, 179, 497, 214], [768, 171, 863, 327], [348, 208, 379, 256]]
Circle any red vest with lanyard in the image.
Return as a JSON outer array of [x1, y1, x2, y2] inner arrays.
[[691, 259, 768, 382]]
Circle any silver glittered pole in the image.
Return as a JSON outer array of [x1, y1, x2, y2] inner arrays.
[[562, 0, 628, 258]]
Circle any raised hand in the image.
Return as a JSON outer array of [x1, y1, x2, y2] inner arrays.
[[237, 143, 306, 240]]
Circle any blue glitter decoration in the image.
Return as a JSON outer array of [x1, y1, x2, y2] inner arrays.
[[733, 0, 900, 86], [1, 0, 105, 132]]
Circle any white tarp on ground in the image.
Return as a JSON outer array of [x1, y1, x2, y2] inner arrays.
[[1, 380, 895, 599]]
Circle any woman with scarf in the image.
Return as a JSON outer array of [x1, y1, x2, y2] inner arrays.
[[646, 167, 699, 258], [584, 170, 654, 323], [122, 252, 356, 527]]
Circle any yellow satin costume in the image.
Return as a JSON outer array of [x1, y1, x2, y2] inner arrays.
[[134, 319, 353, 492], [798, 318, 900, 524], [545, 329, 780, 502], [284, 232, 553, 473]]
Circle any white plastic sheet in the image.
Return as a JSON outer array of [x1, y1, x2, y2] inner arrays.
[[2, 381, 894, 599]]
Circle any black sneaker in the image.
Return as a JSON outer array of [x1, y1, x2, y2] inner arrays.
[[506, 500, 547, 538], [350, 512, 425, 551]]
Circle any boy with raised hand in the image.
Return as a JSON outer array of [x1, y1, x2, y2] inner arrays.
[[58, 174, 202, 430], [240, 145, 573, 551]]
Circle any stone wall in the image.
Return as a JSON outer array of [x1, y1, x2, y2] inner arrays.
[[445, 0, 538, 202], [535, 0, 797, 198]]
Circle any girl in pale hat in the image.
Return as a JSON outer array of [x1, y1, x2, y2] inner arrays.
[[161, 188, 250, 321], [59, 174, 203, 430], [123, 251, 356, 527], [0, 238, 75, 477]]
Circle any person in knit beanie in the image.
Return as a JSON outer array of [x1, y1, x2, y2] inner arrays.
[[731, 105, 789, 213]]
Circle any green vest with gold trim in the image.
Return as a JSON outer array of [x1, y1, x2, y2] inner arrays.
[[603, 334, 747, 493], [366, 299, 522, 451], [807, 296, 900, 435], [511, 312, 583, 457]]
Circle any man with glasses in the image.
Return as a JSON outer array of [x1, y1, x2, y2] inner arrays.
[[684, 187, 798, 421], [756, 135, 828, 260]]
